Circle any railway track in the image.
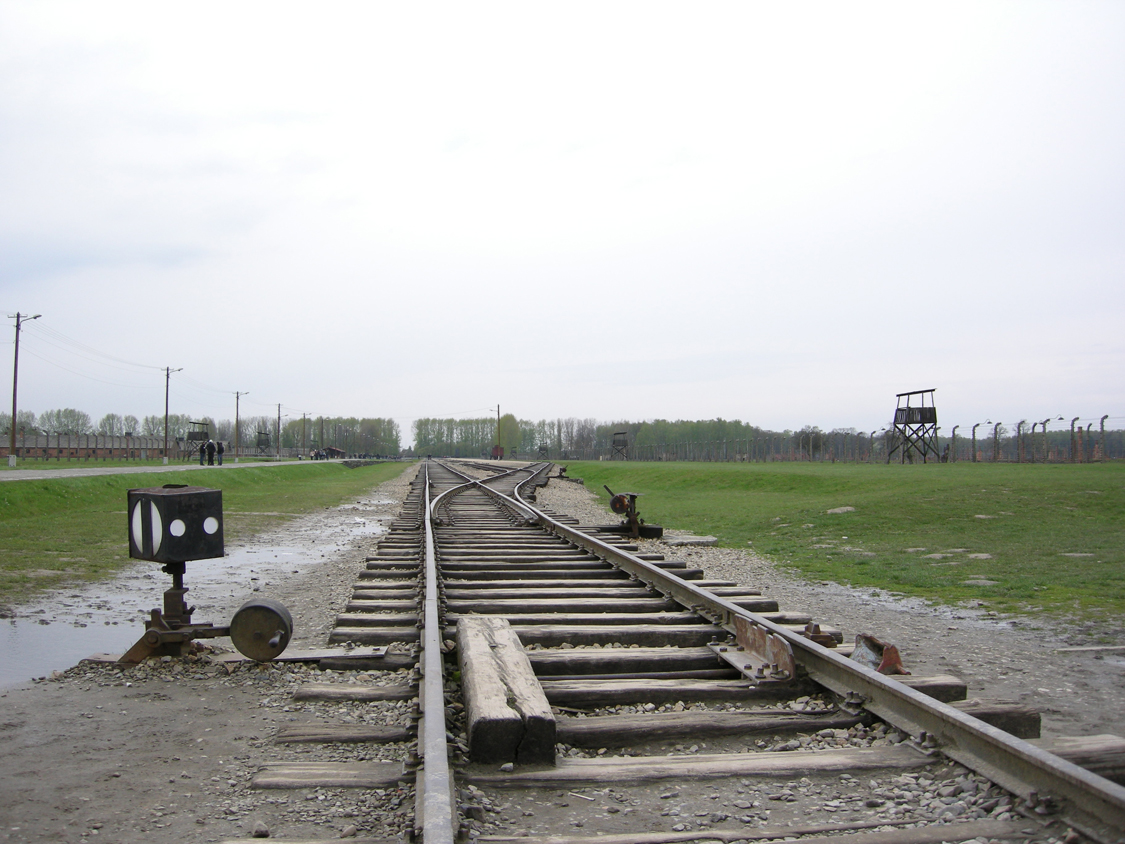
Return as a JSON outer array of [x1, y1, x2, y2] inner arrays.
[[237, 459, 1125, 844]]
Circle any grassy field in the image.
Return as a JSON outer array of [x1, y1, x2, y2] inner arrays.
[[0, 461, 412, 605], [566, 460, 1125, 621]]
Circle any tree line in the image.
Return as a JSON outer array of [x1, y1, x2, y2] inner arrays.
[[1, 409, 401, 456], [409, 416, 786, 457]]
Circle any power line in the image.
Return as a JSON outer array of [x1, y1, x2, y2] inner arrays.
[[23, 322, 163, 371], [21, 347, 155, 390]]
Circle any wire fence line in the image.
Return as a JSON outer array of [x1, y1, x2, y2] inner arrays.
[[535, 419, 1125, 464], [0, 434, 295, 463]]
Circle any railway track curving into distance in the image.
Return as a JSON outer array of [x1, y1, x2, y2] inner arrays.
[[239, 459, 1125, 844]]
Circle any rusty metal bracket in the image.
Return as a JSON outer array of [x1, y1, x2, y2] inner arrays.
[[800, 622, 839, 648], [850, 633, 911, 675], [117, 609, 229, 664], [708, 615, 797, 685]]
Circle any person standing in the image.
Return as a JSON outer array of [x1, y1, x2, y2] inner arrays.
[[217, 440, 225, 465], [206, 439, 216, 466], [199, 441, 206, 465]]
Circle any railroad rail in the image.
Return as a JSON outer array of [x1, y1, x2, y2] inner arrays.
[[239, 459, 1125, 843]]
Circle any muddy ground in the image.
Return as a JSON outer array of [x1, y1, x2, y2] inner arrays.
[[0, 465, 1122, 844], [0, 465, 420, 844]]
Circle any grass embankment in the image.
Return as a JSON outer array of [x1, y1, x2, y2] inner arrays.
[[0, 461, 412, 605], [566, 461, 1125, 620]]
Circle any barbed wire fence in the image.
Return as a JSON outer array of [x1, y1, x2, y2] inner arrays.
[[540, 415, 1125, 464]]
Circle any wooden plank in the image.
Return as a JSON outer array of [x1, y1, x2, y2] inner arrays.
[[86, 646, 390, 665], [445, 598, 677, 614], [459, 617, 556, 765], [446, 587, 659, 600], [319, 653, 416, 672], [333, 601, 419, 612], [329, 627, 421, 645], [472, 818, 1030, 844], [950, 698, 1041, 739], [1035, 733, 1125, 785], [553, 700, 1042, 745], [275, 723, 412, 743], [467, 745, 930, 788], [252, 761, 404, 789], [509, 624, 725, 648], [444, 568, 631, 581], [530, 646, 724, 675], [449, 611, 705, 627], [336, 612, 420, 626], [892, 674, 967, 703], [557, 709, 864, 745], [292, 682, 415, 702], [539, 678, 809, 706], [446, 578, 635, 589], [209, 646, 389, 664]]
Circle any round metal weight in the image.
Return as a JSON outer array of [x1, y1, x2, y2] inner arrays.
[[609, 493, 630, 515], [229, 597, 293, 662]]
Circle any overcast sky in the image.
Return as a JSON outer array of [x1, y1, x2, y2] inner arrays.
[[2, 2, 1122, 443]]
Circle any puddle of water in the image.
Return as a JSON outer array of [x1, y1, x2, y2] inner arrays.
[[0, 514, 386, 688]]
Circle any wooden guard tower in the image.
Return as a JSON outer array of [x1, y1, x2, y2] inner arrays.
[[611, 431, 628, 460], [887, 389, 940, 463]]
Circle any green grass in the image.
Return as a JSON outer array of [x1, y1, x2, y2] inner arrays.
[[566, 461, 1125, 621], [0, 461, 412, 604]]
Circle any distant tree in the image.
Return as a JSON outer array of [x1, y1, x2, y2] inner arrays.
[[39, 408, 93, 435], [796, 425, 825, 459], [213, 419, 233, 442], [99, 413, 125, 436], [498, 413, 520, 456], [141, 415, 164, 437]]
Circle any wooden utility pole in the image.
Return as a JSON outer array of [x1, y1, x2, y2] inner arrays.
[[8, 312, 41, 468], [164, 366, 182, 464], [235, 391, 248, 462]]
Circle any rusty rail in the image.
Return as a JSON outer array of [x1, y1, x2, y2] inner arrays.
[[418, 462, 456, 844]]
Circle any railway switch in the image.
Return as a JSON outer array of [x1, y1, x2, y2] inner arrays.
[[118, 484, 293, 664], [602, 485, 663, 539]]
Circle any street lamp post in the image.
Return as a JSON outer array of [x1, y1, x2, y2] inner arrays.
[[8, 312, 41, 468]]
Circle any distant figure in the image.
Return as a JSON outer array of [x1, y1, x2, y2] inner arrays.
[[217, 440, 225, 465], [199, 442, 206, 465], [206, 439, 216, 466]]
